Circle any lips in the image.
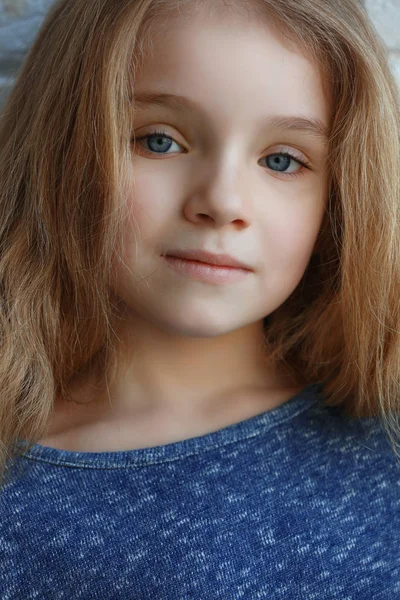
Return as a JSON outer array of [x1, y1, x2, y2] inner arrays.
[[163, 255, 250, 284], [165, 249, 252, 270]]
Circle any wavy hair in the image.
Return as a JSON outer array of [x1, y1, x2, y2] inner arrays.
[[0, 0, 399, 488]]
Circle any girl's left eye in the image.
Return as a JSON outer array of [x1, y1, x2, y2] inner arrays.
[[133, 130, 310, 178]]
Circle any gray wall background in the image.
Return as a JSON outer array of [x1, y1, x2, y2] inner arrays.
[[0, 0, 55, 107], [0, 0, 399, 109]]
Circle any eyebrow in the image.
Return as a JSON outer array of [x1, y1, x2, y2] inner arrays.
[[133, 91, 329, 141]]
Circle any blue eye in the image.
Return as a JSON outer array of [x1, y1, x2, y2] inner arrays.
[[135, 131, 181, 154], [264, 153, 306, 176], [133, 130, 309, 178]]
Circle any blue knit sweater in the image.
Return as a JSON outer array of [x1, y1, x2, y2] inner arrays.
[[1, 383, 399, 599]]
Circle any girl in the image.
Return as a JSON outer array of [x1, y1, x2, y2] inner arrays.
[[0, 0, 399, 597]]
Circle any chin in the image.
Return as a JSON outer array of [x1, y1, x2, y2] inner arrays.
[[153, 312, 244, 339]]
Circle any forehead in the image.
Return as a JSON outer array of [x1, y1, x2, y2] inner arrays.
[[134, 9, 331, 129]]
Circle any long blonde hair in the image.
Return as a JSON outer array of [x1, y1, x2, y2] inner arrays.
[[0, 0, 399, 488]]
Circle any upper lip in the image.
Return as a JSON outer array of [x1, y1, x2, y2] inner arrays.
[[165, 249, 252, 270]]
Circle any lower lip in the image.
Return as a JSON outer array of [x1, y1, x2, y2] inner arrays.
[[163, 256, 251, 284]]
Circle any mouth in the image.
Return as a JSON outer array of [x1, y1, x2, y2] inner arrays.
[[163, 255, 251, 284], [164, 249, 252, 270]]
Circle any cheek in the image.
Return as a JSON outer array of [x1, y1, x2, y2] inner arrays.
[[122, 176, 174, 250], [264, 201, 325, 285]]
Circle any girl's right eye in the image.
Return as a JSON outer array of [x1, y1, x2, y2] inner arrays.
[[133, 130, 183, 155]]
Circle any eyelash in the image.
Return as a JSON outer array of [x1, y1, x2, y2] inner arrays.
[[133, 129, 310, 178]]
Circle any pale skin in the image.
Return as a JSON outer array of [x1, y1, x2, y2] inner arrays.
[[39, 6, 331, 452]]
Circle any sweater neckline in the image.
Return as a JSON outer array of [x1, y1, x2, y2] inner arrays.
[[15, 383, 323, 469]]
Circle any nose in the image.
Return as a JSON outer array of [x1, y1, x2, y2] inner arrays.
[[183, 152, 252, 228]]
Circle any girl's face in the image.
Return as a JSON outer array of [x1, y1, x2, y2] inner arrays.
[[114, 8, 330, 338]]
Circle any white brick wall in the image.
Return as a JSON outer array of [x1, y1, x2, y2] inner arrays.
[[0, 0, 399, 106], [0, 0, 55, 106], [365, 0, 400, 88]]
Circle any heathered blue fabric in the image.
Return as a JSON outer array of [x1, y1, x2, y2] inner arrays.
[[1, 382, 399, 599]]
